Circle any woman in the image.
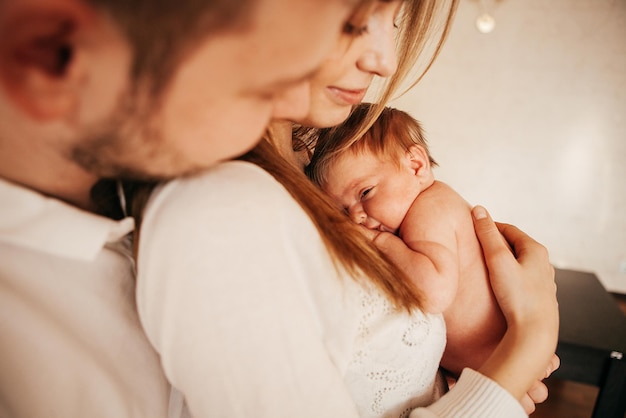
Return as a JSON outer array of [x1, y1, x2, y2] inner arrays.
[[134, 1, 558, 417]]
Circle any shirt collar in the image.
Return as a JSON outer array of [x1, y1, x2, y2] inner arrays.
[[0, 178, 135, 261]]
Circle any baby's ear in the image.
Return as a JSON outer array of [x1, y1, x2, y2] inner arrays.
[[405, 144, 431, 177], [0, 2, 91, 120]]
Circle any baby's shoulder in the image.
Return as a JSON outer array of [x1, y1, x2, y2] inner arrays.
[[426, 180, 466, 201], [413, 181, 470, 217]]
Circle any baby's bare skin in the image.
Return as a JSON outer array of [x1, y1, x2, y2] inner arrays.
[[376, 180, 507, 376], [323, 144, 507, 377]]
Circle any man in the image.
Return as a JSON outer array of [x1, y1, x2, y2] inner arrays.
[[0, 0, 361, 416]]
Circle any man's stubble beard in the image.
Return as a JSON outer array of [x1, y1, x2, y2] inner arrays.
[[69, 91, 202, 182]]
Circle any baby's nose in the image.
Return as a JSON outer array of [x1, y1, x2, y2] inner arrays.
[[348, 206, 367, 225], [361, 217, 380, 231]]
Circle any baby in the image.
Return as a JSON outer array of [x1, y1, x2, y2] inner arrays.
[[306, 103, 507, 377]]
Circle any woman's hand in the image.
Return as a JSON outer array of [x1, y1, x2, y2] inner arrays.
[[471, 206, 559, 403]]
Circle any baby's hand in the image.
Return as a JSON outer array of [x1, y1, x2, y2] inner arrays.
[[357, 224, 381, 241]]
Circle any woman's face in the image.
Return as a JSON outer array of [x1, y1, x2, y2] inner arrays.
[[296, 0, 403, 128]]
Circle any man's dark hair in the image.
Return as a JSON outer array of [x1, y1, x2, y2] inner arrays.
[[87, 0, 253, 95]]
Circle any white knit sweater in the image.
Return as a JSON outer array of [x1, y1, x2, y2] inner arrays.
[[137, 161, 526, 418]]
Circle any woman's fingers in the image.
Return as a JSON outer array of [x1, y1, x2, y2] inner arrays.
[[471, 206, 512, 271], [472, 205, 560, 402], [472, 206, 558, 324], [520, 380, 549, 414], [528, 380, 549, 404], [520, 393, 537, 415], [546, 354, 561, 378], [495, 221, 553, 272], [521, 355, 560, 413]]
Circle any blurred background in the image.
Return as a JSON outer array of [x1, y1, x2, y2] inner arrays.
[[389, 0, 626, 293]]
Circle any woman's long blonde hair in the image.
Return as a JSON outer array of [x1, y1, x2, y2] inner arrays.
[[246, 0, 459, 312], [241, 138, 424, 310], [296, 0, 458, 158]]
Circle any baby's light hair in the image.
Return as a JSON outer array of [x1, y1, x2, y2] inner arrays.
[[307, 103, 437, 188]]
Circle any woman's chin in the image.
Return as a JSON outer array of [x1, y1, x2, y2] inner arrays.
[[300, 106, 352, 128]]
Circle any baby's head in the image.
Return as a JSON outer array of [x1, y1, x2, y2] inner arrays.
[[306, 103, 438, 233], [307, 103, 437, 187]]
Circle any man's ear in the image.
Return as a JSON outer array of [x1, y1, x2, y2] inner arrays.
[[0, 2, 93, 120], [405, 144, 431, 178]]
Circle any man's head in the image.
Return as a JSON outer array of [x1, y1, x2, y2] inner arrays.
[[0, 0, 361, 201]]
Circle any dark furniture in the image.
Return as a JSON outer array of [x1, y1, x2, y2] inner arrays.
[[552, 268, 626, 418]]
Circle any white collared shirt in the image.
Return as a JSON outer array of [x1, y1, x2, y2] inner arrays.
[[0, 178, 170, 418]]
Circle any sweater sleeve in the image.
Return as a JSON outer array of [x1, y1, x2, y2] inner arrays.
[[409, 368, 527, 418]]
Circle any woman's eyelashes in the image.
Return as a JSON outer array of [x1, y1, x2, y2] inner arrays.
[[343, 21, 369, 36]]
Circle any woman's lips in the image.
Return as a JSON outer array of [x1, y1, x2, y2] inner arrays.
[[327, 87, 367, 105]]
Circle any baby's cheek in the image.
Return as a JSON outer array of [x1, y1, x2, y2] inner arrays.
[[387, 208, 406, 230]]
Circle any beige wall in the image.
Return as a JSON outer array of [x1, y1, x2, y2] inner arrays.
[[389, 0, 626, 292]]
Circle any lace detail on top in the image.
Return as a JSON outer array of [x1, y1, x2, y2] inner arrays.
[[344, 286, 447, 418]]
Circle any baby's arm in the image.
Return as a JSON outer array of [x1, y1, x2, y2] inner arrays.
[[370, 185, 462, 314]]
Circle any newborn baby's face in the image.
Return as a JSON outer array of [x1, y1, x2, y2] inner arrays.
[[322, 150, 422, 235]]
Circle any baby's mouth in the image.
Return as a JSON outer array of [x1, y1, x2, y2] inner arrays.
[[377, 224, 395, 234]]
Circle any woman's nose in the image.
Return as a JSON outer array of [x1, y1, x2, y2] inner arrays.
[[357, 25, 397, 77]]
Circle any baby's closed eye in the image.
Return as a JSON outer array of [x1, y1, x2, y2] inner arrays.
[[360, 187, 372, 200]]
